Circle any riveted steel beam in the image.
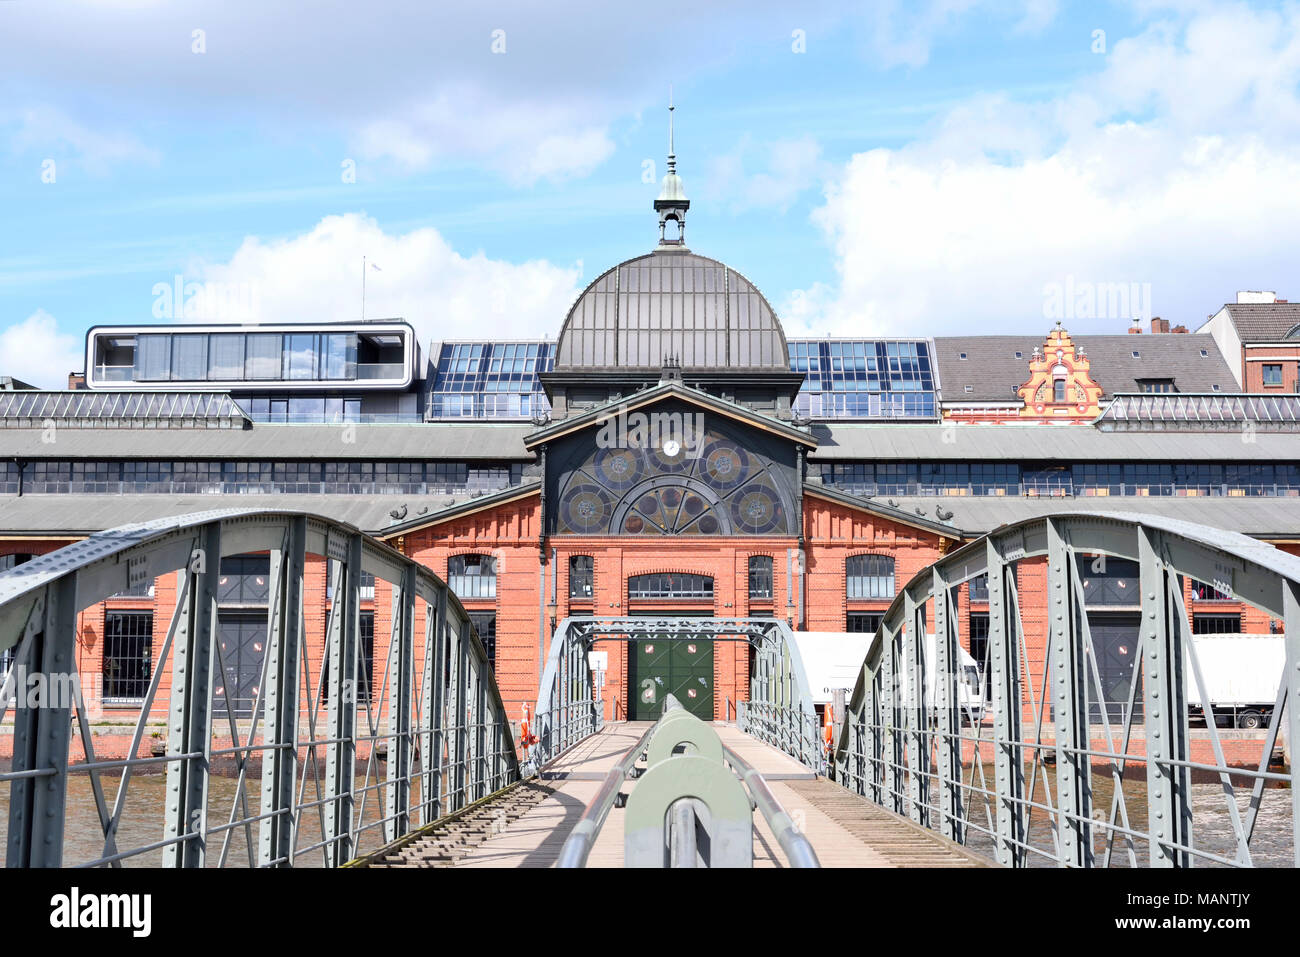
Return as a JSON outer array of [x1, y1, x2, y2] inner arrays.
[[932, 567, 964, 843], [987, 535, 1025, 867], [1046, 519, 1093, 867], [324, 531, 361, 867], [6, 578, 76, 868], [259, 516, 306, 867], [1138, 526, 1193, 867], [163, 524, 220, 868]]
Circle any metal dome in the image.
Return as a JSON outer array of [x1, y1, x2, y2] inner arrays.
[[553, 250, 790, 371]]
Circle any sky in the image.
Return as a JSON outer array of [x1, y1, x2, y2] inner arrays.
[[2, 0, 1300, 387]]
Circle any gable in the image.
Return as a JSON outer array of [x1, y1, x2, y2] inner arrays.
[[547, 396, 801, 537]]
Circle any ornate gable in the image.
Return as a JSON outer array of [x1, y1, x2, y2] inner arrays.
[[1016, 322, 1103, 420]]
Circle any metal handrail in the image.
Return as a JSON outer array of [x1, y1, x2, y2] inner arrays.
[[724, 745, 820, 868], [556, 724, 656, 869]]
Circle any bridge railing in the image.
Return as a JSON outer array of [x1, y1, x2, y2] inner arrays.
[[536, 615, 822, 772], [0, 509, 520, 868], [828, 512, 1299, 868], [559, 693, 820, 868]]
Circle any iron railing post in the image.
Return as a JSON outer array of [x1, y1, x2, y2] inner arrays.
[[1047, 520, 1094, 866], [386, 564, 416, 839], [324, 532, 360, 866], [163, 525, 220, 868], [7, 580, 76, 867], [259, 515, 305, 867], [1138, 526, 1193, 867], [987, 535, 1025, 867], [1284, 578, 1300, 867], [933, 569, 964, 843]]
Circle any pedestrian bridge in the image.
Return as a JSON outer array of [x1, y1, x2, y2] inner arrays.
[[0, 509, 1295, 867]]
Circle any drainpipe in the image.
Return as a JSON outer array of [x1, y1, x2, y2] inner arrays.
[[14, 458, 22, 497]]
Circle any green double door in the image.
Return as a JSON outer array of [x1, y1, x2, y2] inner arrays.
[[627, 615, 714, 720]]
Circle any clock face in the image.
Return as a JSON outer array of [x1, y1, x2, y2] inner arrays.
[[662, 439, 681, 457]]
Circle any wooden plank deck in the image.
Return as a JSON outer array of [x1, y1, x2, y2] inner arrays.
[[436, 724, 994, 868]]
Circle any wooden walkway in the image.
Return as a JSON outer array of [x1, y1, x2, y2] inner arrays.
[[384, 724, 991, 868]]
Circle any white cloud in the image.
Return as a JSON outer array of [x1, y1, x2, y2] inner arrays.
[[187, 213, 584, 347], [705, 136, 826, 213], [354, 88, 616, 185], [0, 311, 83, 389], [788, 3, 1300, 336], [5, 105, 159, 174]]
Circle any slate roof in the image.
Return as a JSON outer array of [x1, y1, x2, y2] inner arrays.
[[932, 334, 1238, 402], [849, 494, 1300, 539], [809, 423, 1300, 461], [0, 423, 536, 460], [1220, 302, 1300, 342]]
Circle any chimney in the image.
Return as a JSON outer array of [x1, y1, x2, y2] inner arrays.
[[1170, 324, 1188, 333], [1150, 317, 1169, 334], [1128, 325, 1143, 334], [67, 372, 87, 390]]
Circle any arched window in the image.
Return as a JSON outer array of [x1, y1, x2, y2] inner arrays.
[[627, 573, 713, 600], [748, 555, 773, 599], [569, 555, 594, 599], [846, 555, 894, 600], [448, 554, 497, 600]]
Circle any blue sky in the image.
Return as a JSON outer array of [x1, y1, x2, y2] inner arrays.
[[3, 1, 1300, 386]]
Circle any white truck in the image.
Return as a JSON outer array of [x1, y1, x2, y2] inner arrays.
[[1185, 634, 1285, 730], [792, 631, 985, 721]]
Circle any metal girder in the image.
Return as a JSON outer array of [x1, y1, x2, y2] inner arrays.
[[987, 535, 1026, 867], [259, 516, 306, 867], [1138, 527, 1193, 867], [1046, 519, 1093, 867], [6, 579, 76, 867], [386, 564, 416, 838], [903, 588, 928, 826], [324, 531, 361, 867], [164, 524, 220, 868], [824, 511, 1300, 869], [932, 567, 964, 843], [0, 508, 520, 869], [1284, 578, 1300, 868]]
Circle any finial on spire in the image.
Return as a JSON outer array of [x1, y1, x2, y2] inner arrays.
[[667, 85, 676, 173], [654, 88, 690, 248]]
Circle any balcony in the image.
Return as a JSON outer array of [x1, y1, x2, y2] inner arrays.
[[357, 362, 406, 380]]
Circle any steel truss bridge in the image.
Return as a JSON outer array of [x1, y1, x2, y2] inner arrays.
[[0, 510, 1295, 867]]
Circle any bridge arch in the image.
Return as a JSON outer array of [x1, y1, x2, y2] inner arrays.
[[825, 511, 1300, 868], [0, 508, 520, 868]]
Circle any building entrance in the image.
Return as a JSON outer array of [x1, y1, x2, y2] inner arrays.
[[625, 612, 714, 720]]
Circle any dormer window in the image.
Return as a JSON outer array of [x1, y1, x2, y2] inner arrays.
[[1132, 350, 1140, 358], [959, 352, 968, 360]]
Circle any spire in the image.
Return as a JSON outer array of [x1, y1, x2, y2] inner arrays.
[[667, 85, 676, 174], [654, 88, 690, 249]]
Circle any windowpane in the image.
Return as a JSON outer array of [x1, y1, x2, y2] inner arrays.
[[569, 555, 593, 599], [171, 334, 208, 380], [748, 555, 773, 599], [207, 334, 245, 380], [846, 555, 894, 600], [284, 334, 319, 380], [448, 554, 497, 599], [135, 335, 171, 381], [103, 612, 153, 701], [245, 334, 282, 379]]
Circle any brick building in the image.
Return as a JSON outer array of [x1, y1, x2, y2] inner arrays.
[[3, 144, 1300, 746]]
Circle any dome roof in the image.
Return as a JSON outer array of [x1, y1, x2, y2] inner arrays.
[[553, 250, 789, 372]]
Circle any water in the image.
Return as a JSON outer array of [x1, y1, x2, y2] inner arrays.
[[0, 765, 438, 868]]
